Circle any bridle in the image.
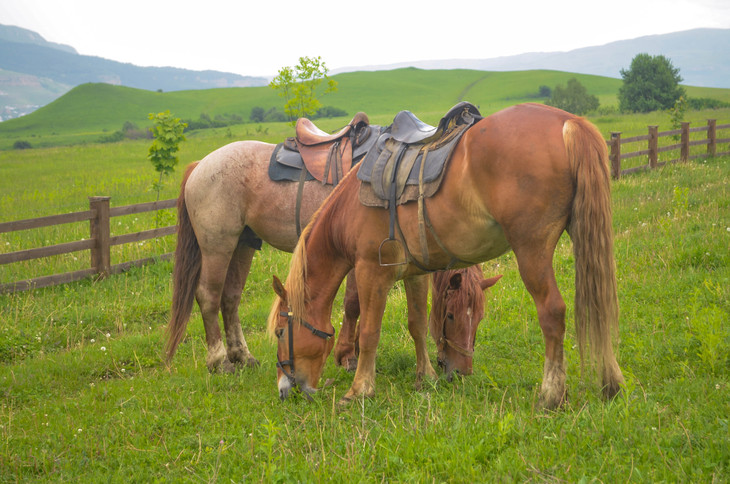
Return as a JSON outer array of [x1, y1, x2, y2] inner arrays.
[[435, 298, 474, 360], [275, 310, 334, 391]]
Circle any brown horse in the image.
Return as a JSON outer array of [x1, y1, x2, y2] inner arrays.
[[429, 266, 502, 379], [269, 103, 624, 409], [334, 266, 502, 377]]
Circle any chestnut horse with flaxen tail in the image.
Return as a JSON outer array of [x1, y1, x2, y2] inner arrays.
[[269, 103, 624, 408]]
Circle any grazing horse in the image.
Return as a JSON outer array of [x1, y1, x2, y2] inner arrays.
[[429, 267, 502, 379], [269, 103, 624, 409], [333, 267, 503, 377]]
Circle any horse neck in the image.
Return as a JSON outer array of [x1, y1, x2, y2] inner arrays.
[[302, 214, 352, 316]]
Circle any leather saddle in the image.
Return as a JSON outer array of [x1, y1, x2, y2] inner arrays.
[[270, 112, 379, 185], [357, 101, 482, 208]]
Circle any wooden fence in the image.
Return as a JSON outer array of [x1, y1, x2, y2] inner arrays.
[[0, 197, 177, 293], [609, 119, 730, 178], [1, 118, 729, 293]]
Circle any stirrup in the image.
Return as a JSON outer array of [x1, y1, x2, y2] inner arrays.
[[378, 238, 408, 267]]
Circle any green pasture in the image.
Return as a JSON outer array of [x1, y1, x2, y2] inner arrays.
[[0, 74, 729, 481], [2, 68, 730, 150]]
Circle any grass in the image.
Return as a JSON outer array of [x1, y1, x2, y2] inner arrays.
[[1, 108, 729, 481]]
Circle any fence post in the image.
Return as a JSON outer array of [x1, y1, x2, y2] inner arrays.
[[610, 132, 621, 179], [89, 196, 111, 278], [680, 122, 690, 162], [648, 125, 658, 169], [707, 119, 716, 157]]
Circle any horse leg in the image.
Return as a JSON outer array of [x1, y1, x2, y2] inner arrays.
[[404, 274, 438, 387], [512, 243, 568, 410], [221, 243, 260, 368], [334, 270, 360, 371], [196, 252, 236, 373], [340, 266, 391, 403]]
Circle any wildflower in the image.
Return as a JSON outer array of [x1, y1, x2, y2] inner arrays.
[[106, 333, 111, 339], [100, 346, 106, 351], [90, 338, 95, 343]]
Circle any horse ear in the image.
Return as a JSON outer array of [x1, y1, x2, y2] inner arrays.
[[448, 272, 463, 290], [272, 276, 287, 300], [480, 274, 503, 291]]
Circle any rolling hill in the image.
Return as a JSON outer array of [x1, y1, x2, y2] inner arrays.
[[1, 67, 728, 151], [0, 24, 268, 120]]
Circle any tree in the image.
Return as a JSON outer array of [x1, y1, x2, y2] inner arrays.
[[546, 78, 599, 115], [618, 53, 685, 113], [269, 56, 338, 124], [147, 110, 187, 201]]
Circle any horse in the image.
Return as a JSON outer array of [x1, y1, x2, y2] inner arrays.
[[334, 266, 503, 378], [164, 115, 488, 376], [268, 103, 624, 409], [429, 266, 502, 379]]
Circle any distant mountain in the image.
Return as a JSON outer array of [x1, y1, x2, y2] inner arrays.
[[332, 28, 730, 89], [0, 24, 268, 120]]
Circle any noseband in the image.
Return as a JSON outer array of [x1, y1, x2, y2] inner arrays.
[[276, 310, 334, 388], [436, 303, 474, 360]]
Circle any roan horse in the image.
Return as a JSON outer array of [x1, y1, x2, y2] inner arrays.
[[164, 114, 490, 376], [269, 103, 624, 409]]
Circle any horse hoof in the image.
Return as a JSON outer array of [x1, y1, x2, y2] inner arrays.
[[337, 395, 354, 406], [245, 356, 260, 368]]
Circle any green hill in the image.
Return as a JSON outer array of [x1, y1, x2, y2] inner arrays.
[[1, 68, 729, 150]]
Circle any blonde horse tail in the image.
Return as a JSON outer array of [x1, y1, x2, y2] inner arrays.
[[564, 118, 624, 399], [166, 162, 201, 362]]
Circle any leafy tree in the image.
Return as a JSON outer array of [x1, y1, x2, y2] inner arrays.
[[538, 85, 552, 98], [546, 78, 599, 115], [147, 110, 187, 201], [269, 56, 338, 124], [618, 53, 685, 113]]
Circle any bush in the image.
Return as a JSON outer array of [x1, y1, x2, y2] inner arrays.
[[314, 106, 348, 119], [546, 78, 599, 115], [13, 140, 32, 150], [687, 97, 730, 110]]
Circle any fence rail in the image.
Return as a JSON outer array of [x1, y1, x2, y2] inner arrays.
[[1, 117, 729, 293], [0, 197, 177, 293], [608, 119, 730, 178]]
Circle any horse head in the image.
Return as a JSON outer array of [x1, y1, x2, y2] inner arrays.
[[429, 269, 502, 380], [270, 275, 335, 401]]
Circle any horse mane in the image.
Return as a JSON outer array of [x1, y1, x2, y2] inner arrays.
[[266, 165, 361, 338]]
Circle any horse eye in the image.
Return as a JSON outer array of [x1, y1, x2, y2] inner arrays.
[[275, 328, 284, 338], [446, 313, 455, 321]]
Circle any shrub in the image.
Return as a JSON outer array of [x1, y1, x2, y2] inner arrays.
[[13, 140, 32, 150]]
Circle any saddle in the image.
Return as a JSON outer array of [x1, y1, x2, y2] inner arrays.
[[357, 101, 482, 208], [356, 102, 483, 269], [269, 112, 380, 185]]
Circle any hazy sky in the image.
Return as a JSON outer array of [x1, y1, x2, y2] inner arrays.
[[1, 0, 729, 77]]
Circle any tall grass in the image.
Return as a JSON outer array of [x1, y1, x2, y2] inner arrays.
[[0, 112, 728, 481]]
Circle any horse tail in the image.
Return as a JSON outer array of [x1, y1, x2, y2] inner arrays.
[[166, 161, 201, 362], [564, 118, 624, 398]]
